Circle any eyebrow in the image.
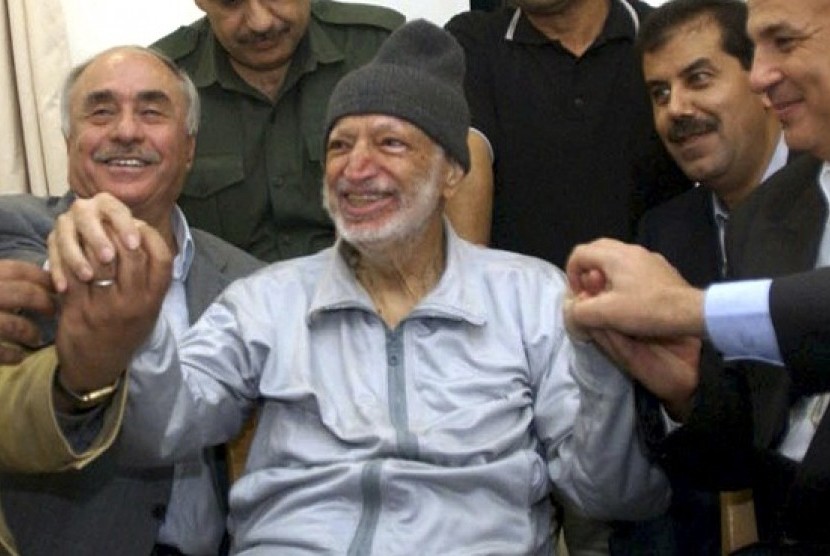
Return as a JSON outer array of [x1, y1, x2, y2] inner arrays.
[[82, 89, 174, 109], [644, 57, 712, 89], [679, 57, 715, 78], [753, 21, 798, 41], [136, 90, 174, 106]]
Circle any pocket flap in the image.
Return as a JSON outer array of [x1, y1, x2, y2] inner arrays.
[[184, 154, 245, 198]]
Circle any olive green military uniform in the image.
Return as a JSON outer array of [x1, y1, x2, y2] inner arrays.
[[154, 1, 403, 262]]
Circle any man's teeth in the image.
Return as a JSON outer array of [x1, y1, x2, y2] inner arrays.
[[347, 193, 383, 203], [107, 158, 147, 167]]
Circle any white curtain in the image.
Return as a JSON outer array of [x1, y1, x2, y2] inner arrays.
[[0, 0, 70, 196]]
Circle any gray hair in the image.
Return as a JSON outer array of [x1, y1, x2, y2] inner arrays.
[[60, 45, 200, 137]]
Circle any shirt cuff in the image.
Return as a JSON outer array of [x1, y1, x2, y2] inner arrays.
[[56, 406, 107, 453], [704, 279, 783, 365]]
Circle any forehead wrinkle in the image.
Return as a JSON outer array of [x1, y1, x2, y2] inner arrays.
[[331, 116, 415, 139]]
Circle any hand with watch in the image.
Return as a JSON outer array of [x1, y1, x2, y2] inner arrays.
[[50, 219, 172, 413], [54, 367, 122, 412]]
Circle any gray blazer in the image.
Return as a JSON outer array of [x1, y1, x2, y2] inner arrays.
[[0, 193, 264, 556]]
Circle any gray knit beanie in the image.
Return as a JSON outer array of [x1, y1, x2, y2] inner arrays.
[[324, 19, 471, 173]]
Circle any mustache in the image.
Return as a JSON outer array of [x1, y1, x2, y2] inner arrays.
[[236, 26, 287, 46], [667, 116, 718, 143], [92, 147, 161, 164]]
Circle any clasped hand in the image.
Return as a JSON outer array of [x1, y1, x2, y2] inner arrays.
[[564, 238, 702, 422], [48, 193, 173, 395]]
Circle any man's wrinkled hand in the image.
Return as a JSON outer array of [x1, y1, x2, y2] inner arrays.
[[48, 192, 141, 293], [565, 238, 704, 338], [590, 329, 701, 423], [55, 220, 171, 393]]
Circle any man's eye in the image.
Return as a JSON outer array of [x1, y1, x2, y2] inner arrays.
[[773, 36, 797, 51], [380, 137, 405, 149], [688, 72, 712, 87], [650, 87, 670, 106], [327, 139, 349, 152], [89, 108, 115, 119]]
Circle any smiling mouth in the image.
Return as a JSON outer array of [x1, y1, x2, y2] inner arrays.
[[673, 131, 712, 146], [771, 98, 801, 115], [337, 190, 396, 220], [103, 158, 151, 168], [345, 192, 387, 206]]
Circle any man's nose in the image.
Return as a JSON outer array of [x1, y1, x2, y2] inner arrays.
[[110, 112, 142, 142], [749, 46, 781, 96], [342, 142, 378, 182], [243, 0, 274, 34], [666, 88, 694, 118]]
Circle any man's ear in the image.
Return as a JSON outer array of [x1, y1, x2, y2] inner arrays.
[[185, 135, 196, 171], [441, 160, 466, 200]]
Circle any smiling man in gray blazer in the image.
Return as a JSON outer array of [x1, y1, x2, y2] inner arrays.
[[0, 45, 262, 556]]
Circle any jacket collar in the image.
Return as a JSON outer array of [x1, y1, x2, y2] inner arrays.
[[307, 222, 487, 328]]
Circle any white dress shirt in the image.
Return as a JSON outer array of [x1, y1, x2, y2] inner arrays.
[[153, 207, 226, 555]]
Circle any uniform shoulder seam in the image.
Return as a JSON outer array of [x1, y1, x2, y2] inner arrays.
[[151, 18, 207, 60], [312, 1, 404, 31]]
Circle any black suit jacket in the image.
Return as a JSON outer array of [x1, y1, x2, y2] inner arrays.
[[636, 186, 725, 454], [660, 155, 830, 544], [769, 268, 830, 388], [638, 186, 723, 288], [725, 154, 830, 542], [629, 186, 725, 556]]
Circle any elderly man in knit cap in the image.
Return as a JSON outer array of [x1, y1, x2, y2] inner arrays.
[[47, 20, 670, 553]]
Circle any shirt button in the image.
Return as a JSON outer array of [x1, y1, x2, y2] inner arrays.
[[574, 97, 585, 108]]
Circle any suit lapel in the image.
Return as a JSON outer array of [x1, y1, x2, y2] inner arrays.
[[740, 169, 825, 278], [736, 158, 830, 533], [185, 242, 230, 324]]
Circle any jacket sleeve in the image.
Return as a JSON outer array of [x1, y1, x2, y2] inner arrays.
[[0, 347, 126, 472], [118, 283, 260, 464], [0, 194, 61, 264], [530, 272, 670, 521], [769, 268, 830, 395]]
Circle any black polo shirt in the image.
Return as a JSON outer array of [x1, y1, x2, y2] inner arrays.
[[447, 1, 689, 267]]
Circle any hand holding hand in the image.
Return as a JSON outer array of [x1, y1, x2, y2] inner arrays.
[[47, 192, 141, 293], [565, 238, 705, 338], [589, 329, 701, 422], [55, 220, 171, 394]]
